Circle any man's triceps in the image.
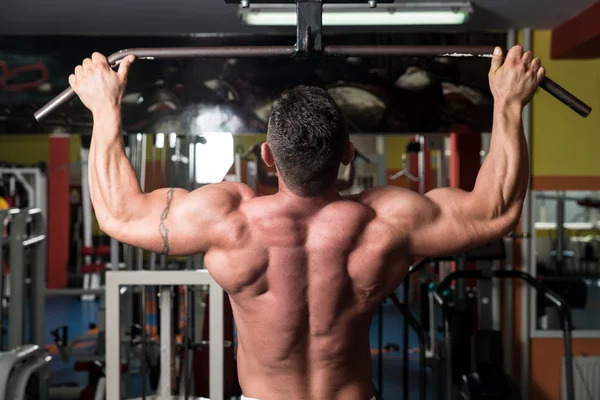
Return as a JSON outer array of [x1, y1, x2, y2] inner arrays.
[[158, 188, 176, 256]]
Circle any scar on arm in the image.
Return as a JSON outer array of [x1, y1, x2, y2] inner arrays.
[[158, 188, 175, 255]]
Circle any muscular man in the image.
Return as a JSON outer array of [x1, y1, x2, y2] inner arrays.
[[70, 45, 544, 400]]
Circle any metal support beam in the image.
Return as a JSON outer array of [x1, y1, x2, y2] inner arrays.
[[521, 27, 533, 400], [296, 0, 323, 53], [159, 286, 172, 397], [8, 212, 26, 349]]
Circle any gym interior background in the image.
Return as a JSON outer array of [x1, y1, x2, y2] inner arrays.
[[1, 0, 600, 399]]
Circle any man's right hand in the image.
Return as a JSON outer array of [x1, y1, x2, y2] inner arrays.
[[489, 46, 546, 110]]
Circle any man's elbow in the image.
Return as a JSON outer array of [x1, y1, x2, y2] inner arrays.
[[97, 216, 125, 240], [497, 204, 523, 237]]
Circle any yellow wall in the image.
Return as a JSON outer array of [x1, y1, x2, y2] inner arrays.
[[0, 134, 81, 166], [385, 136, 411, 170], [528, 29, 600, 400], [532, 30, 600, 178]]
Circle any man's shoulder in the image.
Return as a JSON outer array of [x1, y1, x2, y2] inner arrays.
[[343, 186, 413, 209], [189, 182, 257, 218], [207, 181, 258, 201]]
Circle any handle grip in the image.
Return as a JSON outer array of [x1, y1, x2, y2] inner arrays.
[[34, 46, 296, 122], [34, 51, 131, 121], [539, 76, 591, 117]]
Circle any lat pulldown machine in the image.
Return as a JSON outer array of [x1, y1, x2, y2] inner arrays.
[[35, 0, 591, 122]]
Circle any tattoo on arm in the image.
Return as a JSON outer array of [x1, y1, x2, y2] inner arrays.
[[158, 188, 175, 255]]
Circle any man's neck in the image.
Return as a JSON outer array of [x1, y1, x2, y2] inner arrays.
[[275, 178, 340, 207]]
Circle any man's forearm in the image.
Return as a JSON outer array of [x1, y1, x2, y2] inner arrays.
[[473, 103, 529, 224], [88, 107, 143, 228]]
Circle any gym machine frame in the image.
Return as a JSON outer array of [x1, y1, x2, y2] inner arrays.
[[434, 269, 575, 400], [0, 167, 47, 220], [0, 208, 48, 400], [3, 209, 46, 351], [105, 269, 224, 400], [34, 0, 591, 122]]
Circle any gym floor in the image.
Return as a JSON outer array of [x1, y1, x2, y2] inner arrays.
[[38, 297, 426, 400]]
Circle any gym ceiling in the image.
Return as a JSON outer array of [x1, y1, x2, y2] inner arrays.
[[0, 0, 597, 36]]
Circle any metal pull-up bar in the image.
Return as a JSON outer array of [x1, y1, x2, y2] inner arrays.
[[33, 0, 592, 121]]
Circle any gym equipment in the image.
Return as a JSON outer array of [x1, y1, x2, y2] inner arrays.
[[0, 166, 47, 216], [434, 269, 574, 400], [104, 270, 225, 400], [190, 291, 240, 398], [536, 193, 600, 276], [406, 239, 519, 400], [3, 209, 46, 351], [0, 344, 51, 400], [6, 348, 52, 400], [0, 209, 18, 351], [80, 145, 96, 301], [35, 1, 591, 122]]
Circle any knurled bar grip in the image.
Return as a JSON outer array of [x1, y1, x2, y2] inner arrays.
[[33, 45, 592, 122]]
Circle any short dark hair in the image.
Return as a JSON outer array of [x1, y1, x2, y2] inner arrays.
[[267, 85, 348, 197]]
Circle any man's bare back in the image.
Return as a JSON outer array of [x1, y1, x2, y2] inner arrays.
[[206, 193, 409, 399], [69, 45, 545, 399]]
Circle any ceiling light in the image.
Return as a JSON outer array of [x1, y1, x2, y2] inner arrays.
[[240, 2, 473, 26]]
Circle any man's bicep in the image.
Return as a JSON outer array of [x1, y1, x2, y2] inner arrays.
[[105, 183, 249, 256], [100, 187, 193, 255]]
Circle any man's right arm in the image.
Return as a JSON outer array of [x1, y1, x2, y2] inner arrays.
[[360, 45, 545, 258]]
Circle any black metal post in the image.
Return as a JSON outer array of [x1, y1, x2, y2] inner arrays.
[[402, 279, 409, 400]]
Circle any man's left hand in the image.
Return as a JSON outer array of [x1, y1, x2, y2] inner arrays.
[[69, 53, 136, 116]]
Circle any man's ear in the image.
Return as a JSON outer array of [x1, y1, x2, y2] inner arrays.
[[342, 141, 355, 166], [261, 142, 275, 167]]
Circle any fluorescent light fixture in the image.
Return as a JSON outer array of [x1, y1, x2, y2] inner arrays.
[[240, 2, 473, 26]]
